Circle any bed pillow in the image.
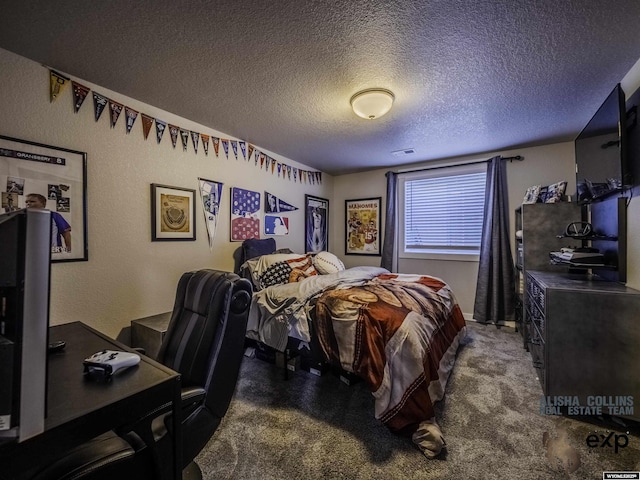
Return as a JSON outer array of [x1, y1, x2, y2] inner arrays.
[[244, 253, 318, 289], [313, 251, 345, 275], [242, 237, 276, 262]]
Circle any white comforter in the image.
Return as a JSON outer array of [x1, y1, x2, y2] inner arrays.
[[246, 266, 389, 351]]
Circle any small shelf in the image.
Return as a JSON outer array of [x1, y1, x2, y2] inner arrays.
[[555, 234, 618, 241], [549, 259, 617, 269]]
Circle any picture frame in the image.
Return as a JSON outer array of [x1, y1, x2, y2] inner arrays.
[[345, 197, 381, 256], [151, 183, 196, 241], [0, 134, 88, 262], [305, 194, 329, 253]]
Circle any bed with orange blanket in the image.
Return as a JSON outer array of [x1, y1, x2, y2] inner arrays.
[[246, 264, 466, 457]]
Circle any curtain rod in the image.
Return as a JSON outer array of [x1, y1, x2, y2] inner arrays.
[[394, 155, 524, 175]]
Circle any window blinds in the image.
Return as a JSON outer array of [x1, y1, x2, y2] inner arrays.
[[404, 170, 486, 253]]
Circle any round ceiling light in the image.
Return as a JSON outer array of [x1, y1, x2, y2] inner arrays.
[[350, 88, 395, 120]]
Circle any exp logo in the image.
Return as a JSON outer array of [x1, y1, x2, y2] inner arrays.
[[586, 432, 629, 454]]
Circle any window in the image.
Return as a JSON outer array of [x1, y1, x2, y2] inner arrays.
[[399, 163, 486, 261]]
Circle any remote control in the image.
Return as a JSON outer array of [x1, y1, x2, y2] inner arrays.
[[83, 350, 141, 377]]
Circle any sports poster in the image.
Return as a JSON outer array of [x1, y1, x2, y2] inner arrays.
[[345, 197, 381, 256], [230, 187, 260, 241]]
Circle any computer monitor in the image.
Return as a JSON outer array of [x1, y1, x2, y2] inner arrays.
[[0, 208, 51, 443]]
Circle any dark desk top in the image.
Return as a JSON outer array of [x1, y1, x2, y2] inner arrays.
[[46, 321, 179, 430], [0, 321, 181, 479]]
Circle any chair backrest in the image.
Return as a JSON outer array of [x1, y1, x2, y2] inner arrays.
[[157, 269, 252, 418]]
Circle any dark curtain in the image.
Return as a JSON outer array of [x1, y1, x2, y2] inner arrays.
[[473, 156, 515, 324], [380, 171, 397, 271]]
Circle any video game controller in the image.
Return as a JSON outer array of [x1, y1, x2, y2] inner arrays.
[[83, 350, 141, 378]]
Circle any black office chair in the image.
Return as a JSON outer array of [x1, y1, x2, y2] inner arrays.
[[30, 269, 252, 480]]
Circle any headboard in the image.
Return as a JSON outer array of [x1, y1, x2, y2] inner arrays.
[[233, 238, 277, 274]]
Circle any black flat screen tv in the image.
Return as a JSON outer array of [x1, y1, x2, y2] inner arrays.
[[575, 83, 630, 203]]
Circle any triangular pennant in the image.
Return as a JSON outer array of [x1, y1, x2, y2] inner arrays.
[[318, 172, 322, 184], [277, 163, 282, 177], [169, 124, 179, 148], [201, 134, 210, 155], [260, 154, 265, 169], [221, 139, 229, 158], [49, 70, 70, 102], [180, 128, 189, 152], [310, 172, 314, 184], [72, 81, 90, 113], [248, 144, 255, 162], [239, 141, 247, 160], [109, 99, 124, 128], [125, 107, 138, 134], [92, 92, 108, 122], [303, 171, 308, 183], [254, 150, 260, 166], [230, 140, 238, 159], [265, 192, 299, 212], [212, 137, 220, 156], [141, 114, 154, 140], [293, 168, 298, 182], [155, 119, 167, 144], [287, 165, 292, 180], [271, 160, 276, 174], [266, 157, 271, 172], [191, 131, 200, 154]]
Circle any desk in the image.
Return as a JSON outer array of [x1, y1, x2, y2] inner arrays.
[[0, 322, 182, 480]]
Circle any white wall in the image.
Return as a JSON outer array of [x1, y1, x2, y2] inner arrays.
[[332, 143, 577, 317], [0, 48, 333, 338]]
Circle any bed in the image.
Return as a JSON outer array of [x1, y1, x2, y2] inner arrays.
[[235, 239, 467, 458]]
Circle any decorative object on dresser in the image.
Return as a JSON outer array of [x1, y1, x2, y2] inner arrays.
[[514, 202, 581, 349]]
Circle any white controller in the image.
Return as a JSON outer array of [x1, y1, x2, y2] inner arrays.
[[83, 350, 141, 377]]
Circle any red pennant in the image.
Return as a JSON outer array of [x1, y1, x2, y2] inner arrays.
[[141, 114, 154, 140]]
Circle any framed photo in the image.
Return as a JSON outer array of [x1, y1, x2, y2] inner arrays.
[[151, 183, 196, 241], [0, 134, 88, 262], [305, 194, 329, 253], [345, 197, 381, 256]]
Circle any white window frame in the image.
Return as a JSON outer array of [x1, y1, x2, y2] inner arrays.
[[399, 162, 487, 262]]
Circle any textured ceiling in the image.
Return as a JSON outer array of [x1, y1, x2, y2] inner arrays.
[[1, 1, 640, 175]]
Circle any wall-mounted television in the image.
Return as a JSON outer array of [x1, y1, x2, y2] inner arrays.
[[575, 83, 631, 203]]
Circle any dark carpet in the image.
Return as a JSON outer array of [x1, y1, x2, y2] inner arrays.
[[196, 322, 640, 479]]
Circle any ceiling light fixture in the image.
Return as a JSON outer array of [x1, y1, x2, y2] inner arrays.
[[350, 88, 394, 120]]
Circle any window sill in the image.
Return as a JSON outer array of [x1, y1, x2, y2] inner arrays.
[[400, 250, 480, 262]]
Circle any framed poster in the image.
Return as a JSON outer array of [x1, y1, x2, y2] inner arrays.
[[305, 194, 329, 253], [151, 183, 196, 241], [0, 134, 88, 262], [345, 197, 381, 256], [230, 187, 261, 241]]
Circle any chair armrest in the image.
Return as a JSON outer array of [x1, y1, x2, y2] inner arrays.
[[181, 386, 206, 408]]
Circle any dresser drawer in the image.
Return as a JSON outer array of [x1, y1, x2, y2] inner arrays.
[[526, 275, 546, 311], [525, 301, 545, 336]]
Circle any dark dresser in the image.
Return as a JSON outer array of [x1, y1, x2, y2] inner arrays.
[[526, 270, 640, 422]]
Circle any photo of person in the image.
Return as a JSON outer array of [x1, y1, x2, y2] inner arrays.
[[2, 192, 19, 212], [265, 192, 280, 213], [25, 193, 72, 254], [305, 195, 328, 253], [7, 176, 24, 195]]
